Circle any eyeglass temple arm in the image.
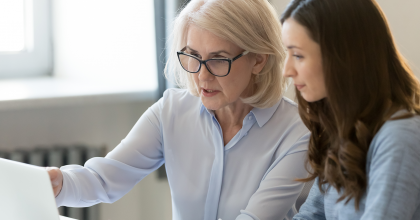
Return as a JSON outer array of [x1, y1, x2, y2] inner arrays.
[[232, 50, 249, 61]]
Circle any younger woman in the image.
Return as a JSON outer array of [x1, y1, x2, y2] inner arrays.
[[281, 0, 420, 219]]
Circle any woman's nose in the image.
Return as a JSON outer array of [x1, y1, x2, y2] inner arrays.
[[198, 64, 215, 81], [282, 56, 296, 78]]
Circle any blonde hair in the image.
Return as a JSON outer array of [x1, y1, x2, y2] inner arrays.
[[165, 0, 286, 108]]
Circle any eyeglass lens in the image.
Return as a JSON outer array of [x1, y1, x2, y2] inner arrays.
[[179, 54, 230, 76]]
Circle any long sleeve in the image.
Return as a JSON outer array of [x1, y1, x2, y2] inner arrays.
[[292, 178, 326, 220], [56, 97, 165, 207], [236, 133, 310, 220], [360, 118, 420, 219]]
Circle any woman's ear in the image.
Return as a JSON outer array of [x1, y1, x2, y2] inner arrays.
[[252, 53, 269, 74]]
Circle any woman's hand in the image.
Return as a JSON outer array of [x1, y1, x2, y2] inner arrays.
[[45, 167, 63, 197]]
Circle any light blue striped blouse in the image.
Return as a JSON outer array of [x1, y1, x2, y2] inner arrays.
[[56, 88, 310, 220], [294, 111, 420, 220]]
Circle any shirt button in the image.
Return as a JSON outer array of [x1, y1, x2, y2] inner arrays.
[[248, 116, 252, 120]]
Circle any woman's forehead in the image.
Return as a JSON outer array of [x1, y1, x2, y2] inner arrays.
[[186, 25, 241, 54], [282, 18, 317, 51]]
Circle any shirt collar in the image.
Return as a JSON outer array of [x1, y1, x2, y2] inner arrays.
[[251, 99, 281, 127], [199, 103, 216, 117], [199, 99, 282, 127], [199, 103, 208, 114]]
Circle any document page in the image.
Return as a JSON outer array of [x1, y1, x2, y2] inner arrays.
[[59, 216, 78, 220]]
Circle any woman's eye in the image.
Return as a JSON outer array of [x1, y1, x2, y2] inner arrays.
[[293, 55, 303, 60], [192, 54, 201, 58]]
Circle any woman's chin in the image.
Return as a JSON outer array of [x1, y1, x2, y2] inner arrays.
[[202, 103, 220, 111], [302, 94, 326, 103], [201, 99, 222, 111]]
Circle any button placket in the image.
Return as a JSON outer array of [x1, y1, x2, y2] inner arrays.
[[203, 115, 225, 220]]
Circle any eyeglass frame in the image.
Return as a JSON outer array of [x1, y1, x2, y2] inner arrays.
[[177, 47, 249, 77]]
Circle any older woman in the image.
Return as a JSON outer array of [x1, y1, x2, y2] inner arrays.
[[47, 0, 310, 220]]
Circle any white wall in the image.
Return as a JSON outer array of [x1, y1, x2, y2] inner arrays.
[[0, 100, 152, 152], [270, 0, 420, 99]]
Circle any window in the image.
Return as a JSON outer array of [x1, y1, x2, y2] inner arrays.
[[0, 0, 158, 98], [52, 0, 157, 90], [0, 0, 52, 78], [0, 0, 25, 51]]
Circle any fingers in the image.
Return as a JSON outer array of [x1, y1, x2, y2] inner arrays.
[[46, 167, 57, 180], [45, 167, 62, 186], [45, 167, 63, 197]]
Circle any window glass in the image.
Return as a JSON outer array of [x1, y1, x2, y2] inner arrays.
[[0, 0, 26, 52], [0, 0, 52, 78]]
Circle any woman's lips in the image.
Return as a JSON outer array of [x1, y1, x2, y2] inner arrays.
[[295, 84, 305, 91], [202, 88, 220, 97]]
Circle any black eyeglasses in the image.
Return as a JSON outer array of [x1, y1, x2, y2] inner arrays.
[[177, 47, 249, 77]]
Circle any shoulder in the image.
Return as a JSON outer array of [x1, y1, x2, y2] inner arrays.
[[148, 88, 201, 119], [369, 114, 420, 163], [372, 114, 420, 148], [272, 96, 304, 127], [281, 96, 298, 108], [160, 88, 201, 109], [162, 88, 196, 102], [278, 96, 300, 118], [269, 97, 310, 153]]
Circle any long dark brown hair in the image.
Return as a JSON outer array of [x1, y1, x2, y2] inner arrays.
[[281, 0, 420, 209]]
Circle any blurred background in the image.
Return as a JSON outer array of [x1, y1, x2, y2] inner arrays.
[[0, 0, 418, 219]]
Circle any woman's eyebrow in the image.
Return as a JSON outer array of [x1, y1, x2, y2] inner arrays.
[[185, 46, 230, 55], [185, 46, 197, 53], [287, 45, 302, 50], [209, 50, 231, 55]]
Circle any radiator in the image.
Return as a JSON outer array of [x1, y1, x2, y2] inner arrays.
[[0, 145, 106, 220]]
